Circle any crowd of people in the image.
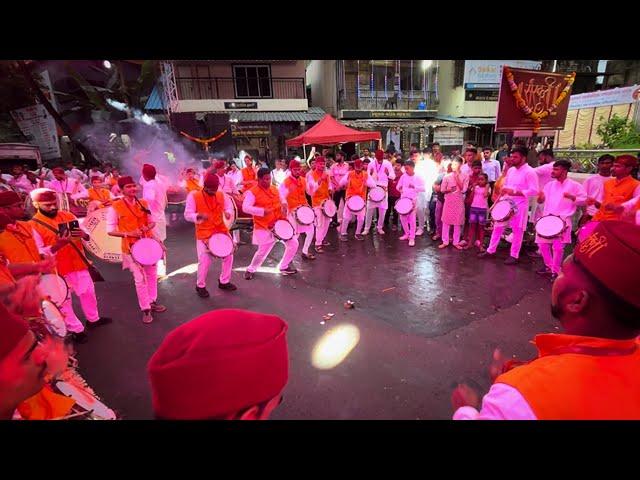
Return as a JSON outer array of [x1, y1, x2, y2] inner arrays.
[[1, 141, 639, 421]]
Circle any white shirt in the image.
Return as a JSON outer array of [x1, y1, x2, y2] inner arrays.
[[86, 170, 104, 181], [271, 168, 288, 187], [183, 190, 234, 224], [2, 174, 33, 193], [396, 173, 426, 200], [330, 162, 350, 190], [415, 160, 439, 198], [226, 170, 243, 189], [460, 163, 473, 177], [482, 159, 502, 183], [142, 179, 168, 223], [367, 160, 395, 187], [502, 163, 539, 204], [534, 162, 554, 192], [542, 178, 587, 218], [454, 383, 537, 420], [582, 173, 611, 216], [66, 168, 88, 183], [45, 177, 88, 200]]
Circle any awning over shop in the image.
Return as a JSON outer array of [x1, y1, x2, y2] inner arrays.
[[433, 115, 496, 126], [228, 107, 326, 123]]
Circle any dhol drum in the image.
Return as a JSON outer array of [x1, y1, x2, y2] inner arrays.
[[394, 197, 414, 216], [272, 219, 295, 241], [37, 274, 69, 307], [207, 233, 235, 258], [223, 193, 238, 230], [166, 186, 188, 205], [294, 205, 316, 225], [53, 380, 117, 420], [82, 208, 123, 263], [368, 186, 386, 203], [346, 195, 365, 213], [577, 220, 599, 243], [490, 199, 517, 222], [130, 238, 164, 266], [321, 199, 337, 218], [41, 299, 67, 337], [535, 214, 567, 240]]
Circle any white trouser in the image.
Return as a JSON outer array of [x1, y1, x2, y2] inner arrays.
[[127, 258, 158, 311], [399, 211, 417, 239], [487, 202, 528, 258], [337, 197, 345, 223], [364, 204, 387, 231], [539, 240, 566, 274], [313, 207, 331, 246], [288, 212, 315, 256], [340, 208, 365, 235], [247, 237, 299, 273], [60, 269, 99, 333], [442, 223, 462, 245], [196, 239, 233, 287], [416, 192, 427, 230]]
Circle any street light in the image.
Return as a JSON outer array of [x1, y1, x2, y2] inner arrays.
[[103, 60, 112, 69], [422, 60, 433, 70]]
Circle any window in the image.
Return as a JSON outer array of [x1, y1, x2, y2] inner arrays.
[[233, 65, 272, 98], [453, 60, 465, 88]]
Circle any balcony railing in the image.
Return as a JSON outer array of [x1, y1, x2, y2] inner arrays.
[[339, 89, 438, 111], [175, 77, 306, 100]]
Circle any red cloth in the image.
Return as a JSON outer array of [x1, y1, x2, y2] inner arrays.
[[203, 173, 219, 190], [574, 221, 640, 308], [90, 176, 102, 183], [285, 114, 381, 147], [388, 178, 401, 198], [142, 163, 156, 179], [117, 176, 135, 189], [354, 159, 363, 169], [0, 303, 29, 362], [213, 160, 226, 171], [314, 156, 326, 164], [148, 309, 289, 419], [0, 212, 12, 229], [51, 167, 65, 174], [374, 150, 384, 161], [30, 188, 57, 202], [0, 191, 21, 207]]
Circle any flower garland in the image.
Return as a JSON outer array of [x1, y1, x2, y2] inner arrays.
[[179, 128, 229, 152], [505, 66, 576, 133]]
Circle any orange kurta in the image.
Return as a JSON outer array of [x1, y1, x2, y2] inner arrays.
[[88, 187, 111, 203], [593, 176, 640, 221], [283, 176, 309, 210], [241, 167, 257, 190], [249, 185, 282, 230], [111, 198, 152, 254], [0, 221, 41, 264], [193, 190, 228, 239], [496, 333, 640, 420], [30, 211, 86, 276], [184, 178, 202, 193], [0, 259, 16, 287], [310, 170, 331, 207], [346, 171, 369, 199]]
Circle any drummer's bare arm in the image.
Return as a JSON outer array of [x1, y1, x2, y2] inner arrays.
[[7, 261, 51, 279]]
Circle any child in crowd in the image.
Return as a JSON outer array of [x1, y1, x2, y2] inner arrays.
[[466, 173, 490, 252]]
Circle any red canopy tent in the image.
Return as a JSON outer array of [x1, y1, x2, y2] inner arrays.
[[285, 115, 381, 157]]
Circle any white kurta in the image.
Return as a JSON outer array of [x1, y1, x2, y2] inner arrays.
[[582, 173, 611, 216], [142, 179, 168, 241], [537, 178, 587, 243], [279, 178, 314, 235], [498, 163, 539, 228], [45, 178, 89, 200]]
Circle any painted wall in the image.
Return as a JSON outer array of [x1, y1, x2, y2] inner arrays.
[[175, 61, 306, 79], [307, 60, 337, 116], [437, 60, 498, 118], [176, 99, 308, 113]]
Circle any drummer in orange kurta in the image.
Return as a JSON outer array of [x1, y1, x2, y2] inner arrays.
[[87, 176, 114, 211], [452, 221, 640, 420], [239, 154, 258, 192], [591, 155, 640, 222]]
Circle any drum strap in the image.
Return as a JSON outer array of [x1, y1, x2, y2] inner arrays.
[[31, 218, 104, 282]]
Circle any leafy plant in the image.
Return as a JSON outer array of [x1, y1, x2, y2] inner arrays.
[[596, 114, 640, 148]]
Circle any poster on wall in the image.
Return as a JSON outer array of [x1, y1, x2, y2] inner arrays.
[[495, 67, 575, 134], [10, 104, 61, 160], [433, 127, 464, 146], [464, 60, 542, 89]]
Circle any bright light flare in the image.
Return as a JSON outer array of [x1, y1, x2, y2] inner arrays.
[[311, 324, 360, 370]]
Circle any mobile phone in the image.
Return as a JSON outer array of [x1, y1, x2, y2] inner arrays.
[[68, 220, 80, 231], [58, 223, 69, 236]]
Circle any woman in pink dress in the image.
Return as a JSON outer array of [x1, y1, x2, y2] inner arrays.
[[439, 157, 469, 249]]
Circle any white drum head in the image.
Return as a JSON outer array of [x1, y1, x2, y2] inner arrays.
[[41, 299, 67, 337], [82, 208, 123, 263], [208, 233, 234, 258], [55, 381, 117, 420], [131, 238, 164, 266], [223, 193, 237, 230], [491, 200, 515, 222], [394, 197, 413, 215], [368, 186, 385, 203], [346, 195, 365, 212], [273, 219, 294, 240], [535, 215, 566, 239], [295, 206, 316, 225], [321, 199, 337, 218], [38, 274, 68, 306]]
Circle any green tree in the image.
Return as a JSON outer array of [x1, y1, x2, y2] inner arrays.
[[596, 114, 640, 148]]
